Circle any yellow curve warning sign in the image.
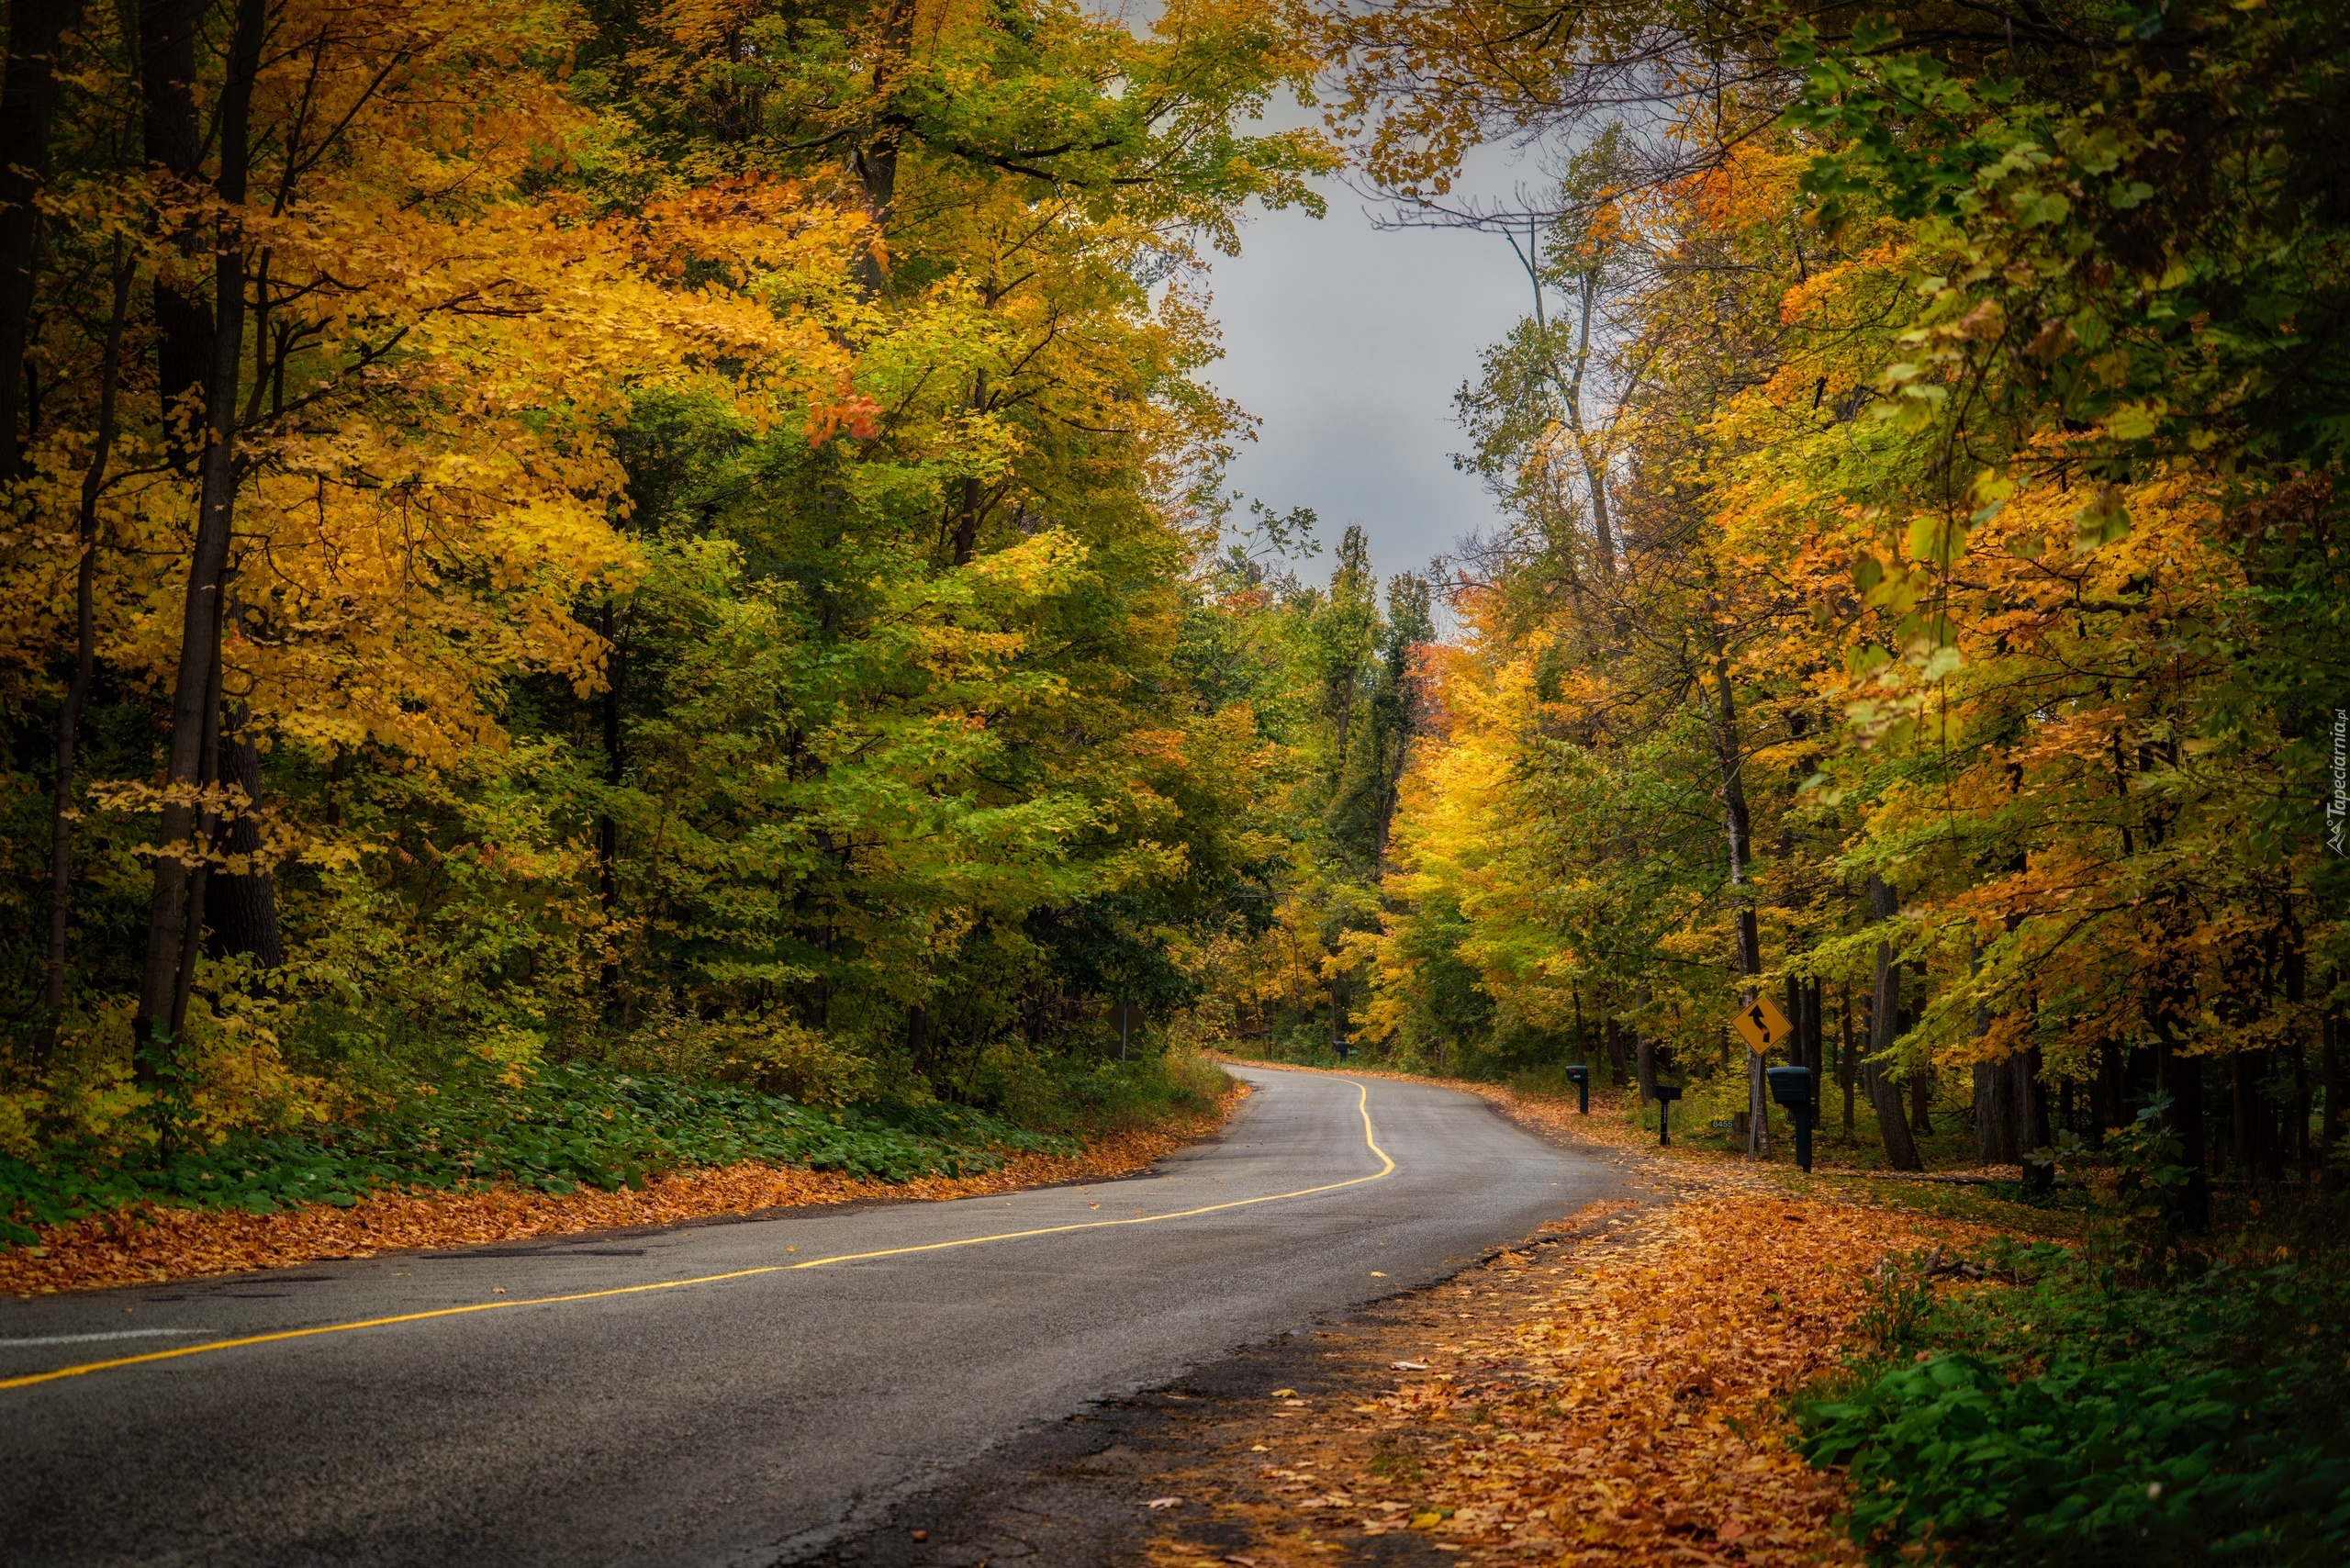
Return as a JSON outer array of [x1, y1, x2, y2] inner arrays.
[[1730, 994, 1794, 1055]]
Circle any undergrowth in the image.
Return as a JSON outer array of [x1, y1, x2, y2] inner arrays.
[[1797, 1221, 2350, 1566], [0, 1058, 1075, 1245]]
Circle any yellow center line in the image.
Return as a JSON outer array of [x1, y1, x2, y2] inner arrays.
[[3, 1076, 1394, 1394]]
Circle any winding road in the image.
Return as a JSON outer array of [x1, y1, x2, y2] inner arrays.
[[0, 1065, 1620, 1565]]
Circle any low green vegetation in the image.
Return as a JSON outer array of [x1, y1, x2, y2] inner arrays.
[[1799, 1172, 2350, 1566], [0, 1059, 1097, 1245]]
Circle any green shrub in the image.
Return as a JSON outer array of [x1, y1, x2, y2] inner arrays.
[[1799, 1238, 2350, 1566]]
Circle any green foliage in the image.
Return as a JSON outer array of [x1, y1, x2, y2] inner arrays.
[[0, 1060, 1068, 1245], [0, 0, 1320, 1231], [1801, 1235, 2350, 1566]]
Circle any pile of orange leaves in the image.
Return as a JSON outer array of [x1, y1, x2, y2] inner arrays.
[[1168, 1172, 2009, 1566]]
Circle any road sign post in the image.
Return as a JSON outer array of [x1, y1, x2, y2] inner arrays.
[[1564, 1065, 1589, 1114], [1653, 1083, 1682, 1146], [1766, 1066, 1815, 1172]]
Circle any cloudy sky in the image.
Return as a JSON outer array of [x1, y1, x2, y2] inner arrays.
[[1194, 149, 1541, 590]]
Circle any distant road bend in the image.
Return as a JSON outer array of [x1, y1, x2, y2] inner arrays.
[[1, 1064, 1619, 1565]]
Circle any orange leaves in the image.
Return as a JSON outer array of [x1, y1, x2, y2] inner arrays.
[[1341, 1188, 2000, 1564], [805, 387, 884, 447]]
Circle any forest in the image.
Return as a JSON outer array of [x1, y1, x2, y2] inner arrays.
[[1248, 0, 2350, 1210], [1, 0, 2344, 1555], [0, 0, 1360, 1205]]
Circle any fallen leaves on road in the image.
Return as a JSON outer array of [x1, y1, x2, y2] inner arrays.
[[1, 1098, 1239, 1297]]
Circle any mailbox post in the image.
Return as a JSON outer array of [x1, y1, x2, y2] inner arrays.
[[1766, 1066, 1815, 1172], [1564, 1065, 1590, 1114], [1653, 1084, 1682, 1146]]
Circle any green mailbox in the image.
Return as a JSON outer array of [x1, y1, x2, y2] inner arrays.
[[1653, 1083, 1682, 1147], [1564, 1065, 1590, 1114]]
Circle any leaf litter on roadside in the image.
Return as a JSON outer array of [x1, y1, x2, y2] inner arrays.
[[0, 1114, 1229, 1296], [1155, 1162, 2009, 1567]]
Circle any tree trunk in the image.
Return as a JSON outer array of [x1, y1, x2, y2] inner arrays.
[[206, 705, 282, 967], [2016, 1046, 2052, 1192], [134, 0, 268, 1058], [1971, 941, 2004, 1164], [140, 0, 214, 465], [1634, 981, 1656, 1103], [2091, 1039, 2123, 1146], [1973, 1066, 2002, 1164], [0, 0, 74, 475], [1700, 633, 1767, 1158], [1840, 981, 1856, 1137], [1806, 977, 1824, 1118], [39, 249, 131, 1059], [1865, 875, 1922, 1170], [169, 638, 225, 1038], [847, 0, 912, 295], [1561, 272, 1616, 575], [949, 374, 989, 564]]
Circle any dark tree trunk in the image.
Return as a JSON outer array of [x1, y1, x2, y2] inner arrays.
[[134, 0, 268, 1058], [1840, 982, 1856, 1137], [39, 250, 131, 1059], [1904, 969, 1932, 1137], [206, 707, 282, 967], [140, 0, 214, 466], [1974, 1061, 2007, 1165], [169, 640, 225, 1037], [1973, 1063, 1991, 1160], [1695, 623, 1767, 1155], [1807, 977, 1825, 1117], [1865, 875, 1922, 1170], [1634, 981, 1656, 1103], [846, 0, 912, 295], [0, 0, 74, 475], [2017, 1046, 2052, 1193], [949, 376, 987, 565], [2091, 1039, 2125, 1146]]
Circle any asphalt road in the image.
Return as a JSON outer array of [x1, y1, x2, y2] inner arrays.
[[0, 1065, 1620, 1566]]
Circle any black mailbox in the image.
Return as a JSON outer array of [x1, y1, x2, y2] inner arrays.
[[1652, 1083, 1682, 1146], [1564, 1064, 1590, 1114], [1766, 1066, 1816, 1172]]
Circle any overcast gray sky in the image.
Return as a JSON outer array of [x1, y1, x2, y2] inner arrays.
[[1197, 155, 1539, 590]]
